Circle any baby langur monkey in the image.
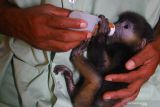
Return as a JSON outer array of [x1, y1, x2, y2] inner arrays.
[[54, 12, 154, 107]]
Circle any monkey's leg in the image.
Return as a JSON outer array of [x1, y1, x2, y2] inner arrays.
[[71, 55, 102, 107], [54, 65, 75, 95]]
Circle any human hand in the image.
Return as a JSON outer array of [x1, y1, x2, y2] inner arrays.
[[103, 43, 160, 107], [2, 4, 91, 51]]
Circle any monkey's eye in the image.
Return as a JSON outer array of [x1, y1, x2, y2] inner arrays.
[[124, 24, 129, 29]]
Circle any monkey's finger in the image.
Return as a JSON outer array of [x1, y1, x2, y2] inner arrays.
[[103, 80, 142, 100], [125, 44, 159, 70], [112, 90, 139, 107]]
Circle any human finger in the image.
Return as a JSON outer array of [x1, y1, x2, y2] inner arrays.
[[40, 4, 71, 17], [103, 80, 143, 100], [47, 15, 88, 29], [113, 90, 139, 107], [125, 44, 159, 70], [42, 27, 92, 42], [105, 44, 159, 83], [105, 70, 143, 83]]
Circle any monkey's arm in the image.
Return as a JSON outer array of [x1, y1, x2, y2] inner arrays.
[[71, 55, 101, 107]]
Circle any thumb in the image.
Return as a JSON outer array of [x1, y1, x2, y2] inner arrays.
[[125, 44, 157, 70]]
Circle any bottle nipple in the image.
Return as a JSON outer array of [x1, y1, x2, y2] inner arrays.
[[108, 22, 115, 36]]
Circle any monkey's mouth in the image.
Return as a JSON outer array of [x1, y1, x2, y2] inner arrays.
[[105, 25, 122, 45], [107, 22, 116, 36], [96, 17, 121, 44]]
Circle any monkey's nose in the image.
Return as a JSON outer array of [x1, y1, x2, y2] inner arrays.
[[115, 23, 120, 28]]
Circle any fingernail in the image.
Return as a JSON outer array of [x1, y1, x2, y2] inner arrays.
[[80, 22, 87, 28], [87, 32, 92, 39], [104, 95, 111, 100], [122, 99, 129, 105], [126, 60, 135, 70], [105, 77, 112, 81]]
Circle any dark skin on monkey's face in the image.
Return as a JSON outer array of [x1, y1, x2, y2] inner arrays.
[[70, 12, 154, 107]]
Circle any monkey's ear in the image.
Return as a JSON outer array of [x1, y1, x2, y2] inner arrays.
[[135, 38, 147, 51]]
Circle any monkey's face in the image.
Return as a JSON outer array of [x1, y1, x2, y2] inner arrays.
[[106, 19, 147, 51], [114, 20, 139, 45], [107, 11, 154, 50]]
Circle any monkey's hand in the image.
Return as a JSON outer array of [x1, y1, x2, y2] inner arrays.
[[103, 43, 160, 107], [98, 15, 110, 34], [70, 40, 90, 59]]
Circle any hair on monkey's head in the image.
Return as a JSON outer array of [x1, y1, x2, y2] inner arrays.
[[117, 11, 154, 43]]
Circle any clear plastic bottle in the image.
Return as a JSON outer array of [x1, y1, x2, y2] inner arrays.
[[69, 11, 115, 36]]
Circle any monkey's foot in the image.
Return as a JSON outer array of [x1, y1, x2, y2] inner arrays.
[[54, 65, 75, 95]]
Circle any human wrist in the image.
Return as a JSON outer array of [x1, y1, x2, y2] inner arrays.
[[0, 6, 23, 37]]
